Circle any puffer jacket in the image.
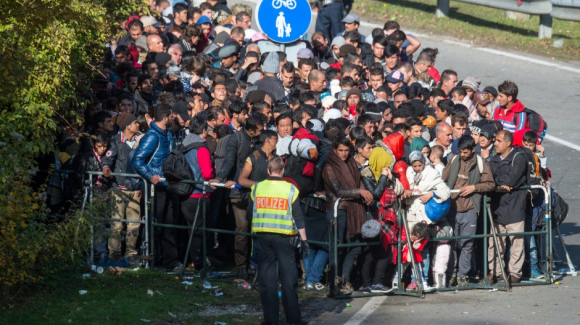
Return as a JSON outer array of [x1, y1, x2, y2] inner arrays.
[[132, 122, 172, 186]]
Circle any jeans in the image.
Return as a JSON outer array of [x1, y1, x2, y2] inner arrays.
[[154, 185, 178, 268], [303, 247, 329, 285], [181, 197, 209, 267], [450, 210, 478, 277], [334, 210, 361, 283], [411, 247, 430, 283]]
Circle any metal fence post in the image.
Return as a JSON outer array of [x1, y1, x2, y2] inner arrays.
[[150, 183, 156, 268]]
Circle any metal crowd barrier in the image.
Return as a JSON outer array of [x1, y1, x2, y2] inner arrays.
[[83, 171, 150, 268], [78, 172, 572, 298]]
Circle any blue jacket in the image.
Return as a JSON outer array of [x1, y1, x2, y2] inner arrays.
[[132, 122, 173, 186]]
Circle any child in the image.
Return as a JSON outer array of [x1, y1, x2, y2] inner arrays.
[[521, 130, 548, 278], [75, 132, 112, 261], [285, 23, 291, 37], [392, 222, 431, 291], [451, 87, 478, 122], [429, 145, 445, 176]]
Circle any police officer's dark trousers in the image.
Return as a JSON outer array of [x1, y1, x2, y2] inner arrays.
[[257, 233, 302, 324]]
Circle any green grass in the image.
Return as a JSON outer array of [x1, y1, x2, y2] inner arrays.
[[0, 269, 264, 325], [354, 0, 580, 61]]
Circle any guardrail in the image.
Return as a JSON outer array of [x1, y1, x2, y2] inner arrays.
[[436, 0, 554, 39]]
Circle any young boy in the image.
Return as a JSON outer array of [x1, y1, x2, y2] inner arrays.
[[522, 130, 547, 279], [429, 145, 445, 176]]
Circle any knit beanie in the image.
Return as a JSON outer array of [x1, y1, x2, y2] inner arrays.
[[116, 112, 136, 130], [262, 52, 280, 74]]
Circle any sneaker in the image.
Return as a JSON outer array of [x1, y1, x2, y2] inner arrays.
[[109, 252, 124, 262], [457, 276, 469, 287], [127, 256, 141, 268], [340, 282, 354, 295], [370, 284, 394, 293], [304, 283, 314, 291], [421, 283, 435, 293], [509, 275, 521, 284], [167, 262, 183, 273], [449, 275, 458, 287], [363, 286, 372, 294], [406, 281, 417, 290], [313, 282, 325, 291], [531, 269, 546, 279]]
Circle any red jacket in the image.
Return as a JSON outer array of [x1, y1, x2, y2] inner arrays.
[[493, 100, 526, 133], [392, 226, 428, 264]]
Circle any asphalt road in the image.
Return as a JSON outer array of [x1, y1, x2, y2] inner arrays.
[[244, 1, 580, 323]]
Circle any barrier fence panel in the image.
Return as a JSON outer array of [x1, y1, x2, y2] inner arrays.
[[79, 174, 561, 298], [84, 171, 150, 268]]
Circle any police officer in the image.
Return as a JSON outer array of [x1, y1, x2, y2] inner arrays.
[[251, 157, 309, 325]]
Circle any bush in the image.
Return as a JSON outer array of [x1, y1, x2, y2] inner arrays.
[[0, 0, 146, 302]]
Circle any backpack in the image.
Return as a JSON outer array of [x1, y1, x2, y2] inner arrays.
[[515, 108, 548, 141], [511, 146, 542, 197], [162, 142, 203, 197], [551, 189, 569, 228]]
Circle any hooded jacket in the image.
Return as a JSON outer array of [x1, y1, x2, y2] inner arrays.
[[377, 133, 410, 190], [493, 100, 526, 133], [196, 16, 214, 53], [182, 133, 214, 197]]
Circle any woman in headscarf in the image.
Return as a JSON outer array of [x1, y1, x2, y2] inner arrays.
[[410, 137, 431, 164], [358, 147, 404, 293], [404, 150, 451, 291], [405, 151, 451, 228], [323, 137, 373, 295]]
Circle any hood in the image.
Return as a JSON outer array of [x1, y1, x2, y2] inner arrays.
[[183, 133, 205, 147], [383, 133, 405, 161], [197, 16, 214, 39], [510, 100, 525, 113], [512, 128, 533, 147]]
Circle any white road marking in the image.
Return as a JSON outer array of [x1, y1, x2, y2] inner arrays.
[[545, 134, 580, 152], [344, 296, 387, 325]]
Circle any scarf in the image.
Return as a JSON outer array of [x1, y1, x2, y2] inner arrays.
[[327, 150, 365, 238], [409, 150, 425, 184], [368, 147, 393, 182], [376, 187, 398, 251], [410, 137, 429, 153]]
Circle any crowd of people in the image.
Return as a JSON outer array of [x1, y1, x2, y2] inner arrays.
[[48, 0, 554, 303]]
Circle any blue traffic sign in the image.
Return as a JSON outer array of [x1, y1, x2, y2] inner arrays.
[[255, 0, 312, 44]]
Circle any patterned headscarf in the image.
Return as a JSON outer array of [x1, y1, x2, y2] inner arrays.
[[409, 150, 426, 185]]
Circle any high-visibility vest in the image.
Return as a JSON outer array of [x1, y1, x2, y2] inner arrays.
[[251, 179, 299, 235]]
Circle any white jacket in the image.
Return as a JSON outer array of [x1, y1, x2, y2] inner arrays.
[[405, 165, 451, 225]]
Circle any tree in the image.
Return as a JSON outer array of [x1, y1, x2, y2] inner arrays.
[[0, 0, 146, 301]]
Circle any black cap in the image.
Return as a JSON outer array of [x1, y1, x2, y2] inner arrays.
[[483, 86, 498, 98], [480, 124, 497, 139]]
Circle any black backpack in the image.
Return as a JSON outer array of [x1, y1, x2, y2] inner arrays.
[[551, 189, 569, 228], [515, 108, 548, 140], [511, 146, 542, 197], [162, 142, 204, 197]]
